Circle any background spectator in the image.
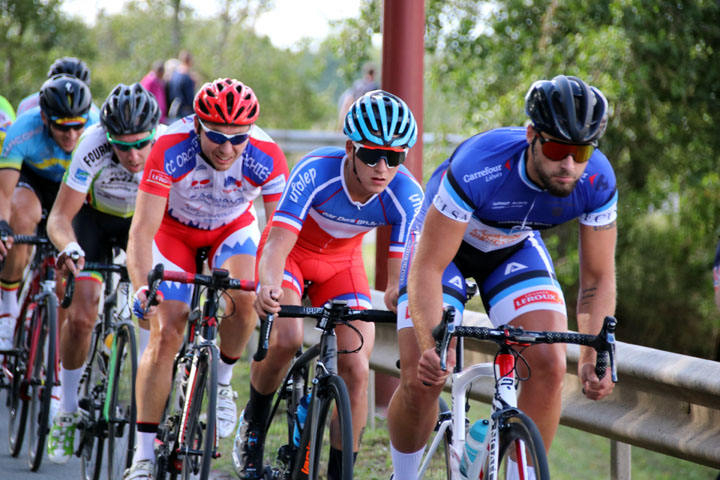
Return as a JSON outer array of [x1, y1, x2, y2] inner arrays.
[[141, 60, 168, 124], [166, 50, 196, 121]]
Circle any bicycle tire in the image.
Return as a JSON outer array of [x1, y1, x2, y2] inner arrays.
[[297, 374, 353, 480], [27, 292, 57, 471], [106, 323, 138, 480], [263, 359, 310, 479], [80, 327, 107, 480], [492, 411, 550, 480], [181, 346, 218, 480], [419, 396, 453, 480], [7, 297, 32, 457]]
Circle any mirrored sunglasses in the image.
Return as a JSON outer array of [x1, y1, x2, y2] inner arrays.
[[536, 133, 594, 163], [50, 115, 88, 132], [198, 118, 252, 145], [352, 142, 407, 168], [107, 129, 156, 151]]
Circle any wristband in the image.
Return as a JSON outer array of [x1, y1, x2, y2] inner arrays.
[[61, 241, 85, 259]]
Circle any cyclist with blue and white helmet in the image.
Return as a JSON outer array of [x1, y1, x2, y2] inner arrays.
[[387, 75, 617, 480], [233, 90, 424, 479]]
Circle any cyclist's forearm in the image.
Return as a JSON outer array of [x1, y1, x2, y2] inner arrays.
[[577, 276, 616, 364], [408, 262, 445, 352], [46, 211, 76, 252]]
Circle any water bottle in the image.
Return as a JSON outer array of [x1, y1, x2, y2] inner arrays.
[[459, 419, 489, 478], [292, 394, 312, 447]]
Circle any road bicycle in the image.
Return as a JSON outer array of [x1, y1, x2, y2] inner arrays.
[[62, 261, 138, 480], [144, 263, 255, 480], [417, 307, 617, 480], [254, 299, 396, 480], [0, 231, 60, 471]]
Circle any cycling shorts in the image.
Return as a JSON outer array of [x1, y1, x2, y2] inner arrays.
[[256, 228, 371, 309], [73, 204, 131, 283], [397, 230, 566, 330], [17, 164, 61, 213], [153, 210, 260, 304]]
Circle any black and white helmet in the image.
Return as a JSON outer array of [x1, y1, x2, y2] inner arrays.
[[101, 83, 160, 135], [48, 56, 91, 85], [39, 74, 92, 119], [525, 75, 608, 144]]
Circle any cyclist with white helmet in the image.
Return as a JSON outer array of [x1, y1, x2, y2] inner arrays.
[[233, 90, 424, 479], [125, 78, 289, 480], [387, 75, 617, 480], [0, 74, 97, 350], [45, 82, 164, 464]]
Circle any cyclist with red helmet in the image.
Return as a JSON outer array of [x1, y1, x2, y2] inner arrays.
[[125, 78, 289, 480]]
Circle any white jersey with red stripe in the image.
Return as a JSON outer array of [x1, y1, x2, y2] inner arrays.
[[271, 146, 424, 257], [139, 115, 288, 230]]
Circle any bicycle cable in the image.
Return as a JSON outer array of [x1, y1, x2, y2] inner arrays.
[[336, 318, 364, 354]]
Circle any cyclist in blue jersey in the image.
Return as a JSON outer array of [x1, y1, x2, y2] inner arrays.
[[387, 75, 617, 480], [45, 83, 162, 464], [0, 74, 96, 350], [16, 56, 98, 117], [233, 90, 423, 479]]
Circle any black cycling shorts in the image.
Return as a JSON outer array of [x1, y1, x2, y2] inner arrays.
[[17, 164, 61, 213], [72, 204, 131, 263]]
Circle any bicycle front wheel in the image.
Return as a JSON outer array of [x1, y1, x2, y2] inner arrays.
[[264, 361, 309, 479], [300, 375, 353, 480], [106, 323, 138, 480], [80, 328, 107, 480], [7, 298, 32, 457], [181, 347, 218, 480], [27, 292, 57, 471], [494, 411, 550, 480]]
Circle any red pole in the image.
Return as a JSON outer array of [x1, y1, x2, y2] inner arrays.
[[376, 0, 425, 290]]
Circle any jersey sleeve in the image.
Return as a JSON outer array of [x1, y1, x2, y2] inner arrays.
[[243, 138, 289, 204], [270, 156, 326, 235], [386, 168, 425, 258], [0, 119, 29, 171], [432, 166, 476, 223], [139, 135, 174, 198], [578, 152, 618, 227]]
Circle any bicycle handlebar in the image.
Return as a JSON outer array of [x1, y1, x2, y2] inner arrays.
[[61, 262, 130, 308], [8, 234, 52, 246], [432, 308, 618, 383], [143, 263, 256, 316], [253, 300, 397, 362]]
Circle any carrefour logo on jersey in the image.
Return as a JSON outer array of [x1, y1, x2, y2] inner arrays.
[[288, 168, 318, 203], [463, 165, 503, 183]]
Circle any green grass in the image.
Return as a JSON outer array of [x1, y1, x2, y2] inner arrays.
[[212, 358, 717, 479]]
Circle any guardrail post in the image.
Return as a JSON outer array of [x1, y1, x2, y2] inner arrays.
[[610, 440, 631, 479], [368, 369, 376, 430]]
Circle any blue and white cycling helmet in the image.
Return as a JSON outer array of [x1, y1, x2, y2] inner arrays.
[[343, 90, 417, 149]]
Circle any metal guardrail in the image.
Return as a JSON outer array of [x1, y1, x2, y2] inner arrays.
[[294, 290, 720, 474], [265, 128, 464, 154]]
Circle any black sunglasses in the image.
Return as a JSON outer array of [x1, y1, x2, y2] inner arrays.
[[352, 142, 407, 168]]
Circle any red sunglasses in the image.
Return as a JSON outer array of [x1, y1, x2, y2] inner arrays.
[[535, 133, 595, 163]]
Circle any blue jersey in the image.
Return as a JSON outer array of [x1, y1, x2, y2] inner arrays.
[[421, 127, 617, 252], [271, 146, 424, 256], [0, 107, 100, 183]]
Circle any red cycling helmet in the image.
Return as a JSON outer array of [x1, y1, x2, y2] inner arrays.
[[193, 78, 259, 125]]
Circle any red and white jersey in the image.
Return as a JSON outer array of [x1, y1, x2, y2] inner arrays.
[[139, 116, 288, 230]]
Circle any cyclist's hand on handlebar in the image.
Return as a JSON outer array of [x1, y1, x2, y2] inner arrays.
[[417, 347, 455, 387], [133, 286, 164, 320], [56, 242, 85, 275], [579, 362, 614, 400], [254, 285, 283, 317], [0, 219, 13, 261], [383, 285, 399, 313]]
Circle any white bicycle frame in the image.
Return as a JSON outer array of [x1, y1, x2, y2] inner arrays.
[[418, 350, 530, 480]]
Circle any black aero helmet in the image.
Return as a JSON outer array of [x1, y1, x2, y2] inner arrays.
[[101, 83, 160, 135], [48, 56, 91, 86], [525, 75, 608, 144], [39, 74, 93, 119]]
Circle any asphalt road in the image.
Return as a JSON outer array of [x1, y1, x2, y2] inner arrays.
[[0, 390, 82, 479]]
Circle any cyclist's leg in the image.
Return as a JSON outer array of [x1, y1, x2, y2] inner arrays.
[[131, 231, 194, 468], [481, 234, 567, 463], [0, 183, 42, 322], [388, 235, 466, 480]]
